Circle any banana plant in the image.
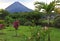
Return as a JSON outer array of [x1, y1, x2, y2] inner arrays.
[[34, 1, 56, 41]]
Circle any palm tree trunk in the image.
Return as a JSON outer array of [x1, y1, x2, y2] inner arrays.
[[47, 16, 50, 41], [47, 16, 50, 27]]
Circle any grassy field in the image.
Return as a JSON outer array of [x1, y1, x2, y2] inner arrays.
[[0, 26, 60, 41]]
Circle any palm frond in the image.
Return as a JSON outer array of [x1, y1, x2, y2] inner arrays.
[[34, 1, 48, 11], [34, 1, 55, 13], [34, 1, 45, 5], [46, 1, 55, 12]]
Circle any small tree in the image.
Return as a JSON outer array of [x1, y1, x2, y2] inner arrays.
[[13, 20, 19, 36]]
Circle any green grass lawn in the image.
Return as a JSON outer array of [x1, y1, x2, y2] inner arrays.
[[0, 26, 60, 41]]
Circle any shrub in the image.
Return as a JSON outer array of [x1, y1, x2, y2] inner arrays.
[[0, 20, 5, 24], [38, 19, 54, 27], [5, 16, 14, 26], [28, 26, 51, 41], [18, 18, 28, 25], [54, 16, 60, 28], [24, 21, 35, 26]]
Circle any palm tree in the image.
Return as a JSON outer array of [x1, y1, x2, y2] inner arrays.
[[34, 1, 55, 41]]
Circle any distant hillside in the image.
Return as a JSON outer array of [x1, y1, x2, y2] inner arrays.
[[5, 2, 32, 13]]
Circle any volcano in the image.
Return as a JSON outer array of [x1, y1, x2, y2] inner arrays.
[[5, 2, 32, 13]]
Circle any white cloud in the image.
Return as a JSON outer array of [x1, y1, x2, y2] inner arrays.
[[0, 0, 16, 2], [0, 2, 12, 9], [19, 0, 37, 10], [20, 1, 35, 10]]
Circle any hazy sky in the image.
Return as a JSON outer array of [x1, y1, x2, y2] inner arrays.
[[0, 0, 53, 10]]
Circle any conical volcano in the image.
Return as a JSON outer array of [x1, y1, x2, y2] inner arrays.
[[5, 2, 32, 13]]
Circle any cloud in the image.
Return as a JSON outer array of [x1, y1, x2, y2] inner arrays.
[[0, 2, 12, 9], [22, 2, 35, 10], [0, 0, 16, 2], [19, 0, 36, 10]]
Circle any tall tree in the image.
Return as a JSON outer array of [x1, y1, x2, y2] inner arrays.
[[34, 1, 56, 41]]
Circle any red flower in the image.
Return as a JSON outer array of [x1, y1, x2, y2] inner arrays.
[[0, 24, 5, 30], [13, 20, 19, 30]]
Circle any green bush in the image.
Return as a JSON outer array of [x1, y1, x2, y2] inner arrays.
[[24, 21, 35, 26], [27, 26, 51, 41], [7, 11, 44, 25], [54, 16, 60, 28], [0, 20, 5, 24], [38, 19, 54, 27], [38, 19, 48, 26], [5, 16, 14, 26], [18, 18, 28, 25]]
